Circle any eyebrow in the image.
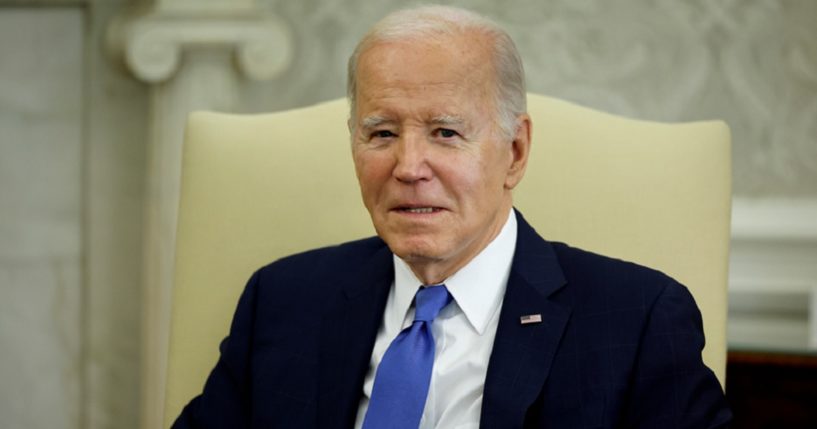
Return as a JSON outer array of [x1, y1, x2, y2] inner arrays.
[[358, 114, 466, 130], [430, 115, 465, 126], [360, 116, 393, 130]]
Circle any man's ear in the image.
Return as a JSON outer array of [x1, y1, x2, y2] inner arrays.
[[504, 114, 532, 190]]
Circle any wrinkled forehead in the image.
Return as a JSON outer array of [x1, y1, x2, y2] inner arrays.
[[354, 34, 497, 103]]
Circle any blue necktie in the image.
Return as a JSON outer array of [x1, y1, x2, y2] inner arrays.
[[362, 285, 452, 429]]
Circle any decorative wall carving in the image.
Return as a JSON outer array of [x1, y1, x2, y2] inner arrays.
[[248, 0, 817, 197], [112, 13, 291, 82]]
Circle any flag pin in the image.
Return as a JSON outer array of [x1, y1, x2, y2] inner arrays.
[[520, 314, 542, 325]]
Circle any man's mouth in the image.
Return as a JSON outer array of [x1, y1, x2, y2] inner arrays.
[[394, 206, 443, 214]]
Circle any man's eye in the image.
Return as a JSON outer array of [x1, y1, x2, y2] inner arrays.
[[372, 130, 395, 138], [438, 128, 458, 138]]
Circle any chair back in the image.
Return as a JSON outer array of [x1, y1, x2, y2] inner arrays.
[[164, 94, 731, 426]]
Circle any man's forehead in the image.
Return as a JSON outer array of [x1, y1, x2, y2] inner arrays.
[[354, 48, 495, 106], [357, 33, 493, 77]]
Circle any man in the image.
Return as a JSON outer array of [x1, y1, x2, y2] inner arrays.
[[174, 5, 731, 428]]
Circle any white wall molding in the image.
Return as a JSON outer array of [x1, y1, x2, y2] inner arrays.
[[106, 2, 291, 428], [729, 197, 817, 351], [732, 197, 817, 242], [109, 11, 291, 83]]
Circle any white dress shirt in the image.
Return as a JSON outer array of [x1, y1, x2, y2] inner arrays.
[[355, 209, 517, 429]]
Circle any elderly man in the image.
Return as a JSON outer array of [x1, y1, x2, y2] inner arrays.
[[173, 5, 731, 429]]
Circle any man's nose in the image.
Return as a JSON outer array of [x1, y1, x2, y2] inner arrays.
[[393, 133, 432, 183]]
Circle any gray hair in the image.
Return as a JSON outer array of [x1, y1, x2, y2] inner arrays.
[[347, 5, 527, 140]]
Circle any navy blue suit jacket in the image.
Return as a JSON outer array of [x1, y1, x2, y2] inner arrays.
[[173, 212, 731, 428]]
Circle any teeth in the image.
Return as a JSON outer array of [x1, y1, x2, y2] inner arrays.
[[405, 207, 434, 213]]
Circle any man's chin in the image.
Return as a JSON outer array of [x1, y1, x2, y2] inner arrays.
[[391, 248, 451, 285], [386, 241, 444, 265]]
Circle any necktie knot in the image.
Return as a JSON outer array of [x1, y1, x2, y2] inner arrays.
[[414, 285, 452, 322]]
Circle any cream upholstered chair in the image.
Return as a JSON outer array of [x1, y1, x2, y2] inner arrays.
[[164, 94, 731, 426]]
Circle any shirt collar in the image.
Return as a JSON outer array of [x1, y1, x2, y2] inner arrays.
[[392, 208, 517, 335]]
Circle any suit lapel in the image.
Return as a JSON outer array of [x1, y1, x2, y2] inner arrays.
[[316, 244, 393, 429], [480, 212, 571, 428]]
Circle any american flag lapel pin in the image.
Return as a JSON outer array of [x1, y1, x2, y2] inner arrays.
[[520, 314, 543, 325]]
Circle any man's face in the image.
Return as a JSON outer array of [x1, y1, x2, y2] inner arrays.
[[350, 33, 530, 284]]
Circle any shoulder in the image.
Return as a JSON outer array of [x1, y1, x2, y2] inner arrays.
[[550, 241, 675, 286], [547, 241, 689, 314], [514, 211, 680, 305]]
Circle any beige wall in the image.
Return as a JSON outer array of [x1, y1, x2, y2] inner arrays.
[[0, 1, 815, 428]]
